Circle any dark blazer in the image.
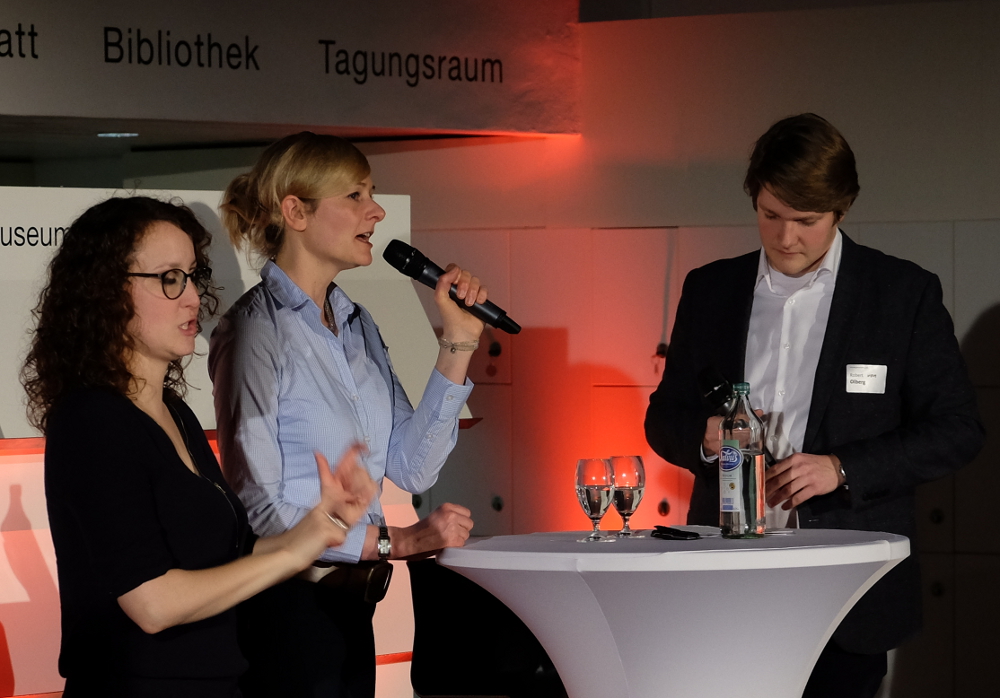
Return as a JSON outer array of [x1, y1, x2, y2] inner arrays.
[[645, 233, 984, 653]]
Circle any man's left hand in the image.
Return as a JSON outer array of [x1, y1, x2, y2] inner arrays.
[[765, 453, 843, 510]]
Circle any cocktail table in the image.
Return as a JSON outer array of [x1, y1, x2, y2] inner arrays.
[[439, 527, 908, 698]]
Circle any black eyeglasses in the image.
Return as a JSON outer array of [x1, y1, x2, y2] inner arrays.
[[127, 267, 212, 300]]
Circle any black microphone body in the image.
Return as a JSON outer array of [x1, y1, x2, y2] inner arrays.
[[383, 240, 521, 334], [697, 367, 776, 468], [698, 367, 737, 417]]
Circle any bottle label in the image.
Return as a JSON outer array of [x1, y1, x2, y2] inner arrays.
[[719, 444, 743, 472], [719, 440, 742, 513]]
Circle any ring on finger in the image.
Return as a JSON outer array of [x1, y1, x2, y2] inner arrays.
[[326, 512, 350, 530]]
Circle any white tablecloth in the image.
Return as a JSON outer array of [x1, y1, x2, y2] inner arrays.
[[440, 527, 909, 698]]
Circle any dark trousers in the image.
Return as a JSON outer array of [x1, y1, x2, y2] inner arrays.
[[237, 578, 377, 698], [802, 639, 887, 698]]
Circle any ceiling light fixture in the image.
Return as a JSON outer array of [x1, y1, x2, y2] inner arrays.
[[97, 132, 139, 138]]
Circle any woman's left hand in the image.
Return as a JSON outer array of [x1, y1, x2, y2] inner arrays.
[[435, 263, 488, 342], [316, 446, 377, 533]]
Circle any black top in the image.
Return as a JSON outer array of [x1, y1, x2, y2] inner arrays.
[[44, 388, 255, 692]]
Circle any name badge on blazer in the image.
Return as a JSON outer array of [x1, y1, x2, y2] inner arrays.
[[846, 364, 887, 394]]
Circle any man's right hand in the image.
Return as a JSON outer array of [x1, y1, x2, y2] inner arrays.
[[704, 410, 766, 458], [702, 415, 724, 457]]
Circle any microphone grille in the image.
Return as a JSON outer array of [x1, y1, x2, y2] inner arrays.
[[383, 239, 427, 279]]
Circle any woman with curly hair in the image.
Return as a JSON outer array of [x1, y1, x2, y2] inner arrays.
[[22, 196, 376, 698]]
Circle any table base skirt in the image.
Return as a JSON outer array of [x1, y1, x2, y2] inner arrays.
[[455, 562, 892, 698]]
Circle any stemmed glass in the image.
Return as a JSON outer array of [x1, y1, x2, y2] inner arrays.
[[575, 458, 615, 542], [610, 455, 646, 537]]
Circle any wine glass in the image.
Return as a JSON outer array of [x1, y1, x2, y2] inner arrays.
[[575, 458, 615, 542], [610, 455, 645, 537]]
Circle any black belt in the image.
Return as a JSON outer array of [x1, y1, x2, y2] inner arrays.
[[305, 560, 393, 604]]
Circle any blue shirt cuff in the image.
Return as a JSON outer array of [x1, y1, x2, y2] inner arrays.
[[424, 369, 474, 420], [319, 520, 368, 564]]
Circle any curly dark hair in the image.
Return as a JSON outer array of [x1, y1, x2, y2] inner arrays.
[[21, 196, 220, 434]]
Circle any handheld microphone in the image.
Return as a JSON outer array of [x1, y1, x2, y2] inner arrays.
[[697, 367, 776, 467], [382, 240, 521, 335], [698, 367, 737, 416]]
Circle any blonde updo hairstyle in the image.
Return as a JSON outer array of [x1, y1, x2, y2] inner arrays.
[[221, 131, 371, 262]]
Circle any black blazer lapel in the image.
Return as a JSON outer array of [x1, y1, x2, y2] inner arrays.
[[721, 252, 759, 386], [802, 233, 867, 452]]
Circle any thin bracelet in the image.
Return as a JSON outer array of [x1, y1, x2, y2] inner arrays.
[[325, 512, 349, 530], [438, 337, 480, 353]]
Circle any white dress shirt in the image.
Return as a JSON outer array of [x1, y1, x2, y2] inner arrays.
[[745, 231, 842, 527]]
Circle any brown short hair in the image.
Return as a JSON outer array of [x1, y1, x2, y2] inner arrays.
[[744, 113, 860, 218], [221, 132, 371, 264]]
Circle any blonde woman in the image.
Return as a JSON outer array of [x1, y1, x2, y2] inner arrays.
[[210, 132, 488, 697]]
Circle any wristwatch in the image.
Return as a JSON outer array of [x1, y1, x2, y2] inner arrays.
[[377, 525, 391, 560], [837, 461, 849, 490]]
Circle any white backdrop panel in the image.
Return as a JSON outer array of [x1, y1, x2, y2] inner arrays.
[[0, 187, 444, 438]]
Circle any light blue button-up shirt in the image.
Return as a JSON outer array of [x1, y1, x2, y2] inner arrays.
[[209, 260, 472, 562]]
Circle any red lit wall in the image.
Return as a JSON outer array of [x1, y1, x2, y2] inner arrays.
[[0, 445, 61, 696], [367, 3, 1000, 541], [369, 8, 1000, 692], [411, 225, 762, 535]]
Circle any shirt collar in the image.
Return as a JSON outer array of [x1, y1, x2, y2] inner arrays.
[[329, 285, 361, 330], [755, 229, 843, 292], [260, 260, 360, 329], [261, 259, 311, 309]]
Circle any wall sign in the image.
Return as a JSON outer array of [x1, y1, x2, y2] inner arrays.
[[0, 0, 580, 135]]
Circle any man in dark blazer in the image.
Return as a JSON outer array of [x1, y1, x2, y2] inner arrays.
[[645, 114, 983, 698]]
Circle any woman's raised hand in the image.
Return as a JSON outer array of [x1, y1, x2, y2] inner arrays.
[[283, 445, 376, 567], [116, 445, 377, 633], [315, 445, 376, 534]]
